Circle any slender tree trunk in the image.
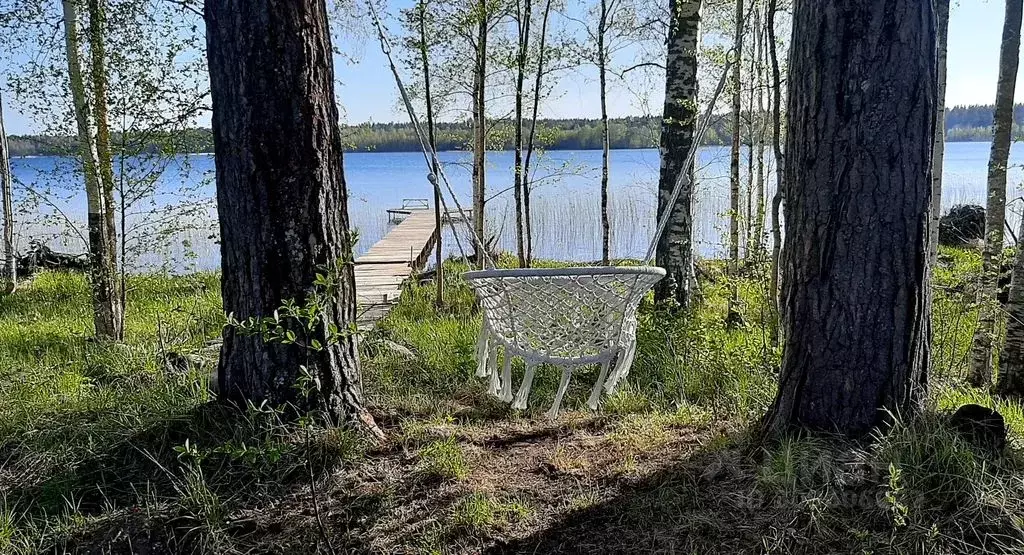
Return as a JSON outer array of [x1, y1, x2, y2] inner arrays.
[[767, 0, 784, 345], [472, 4, 488, 267], [970, 0, 1023, 388], [598, 0, 611, 266], [763, 0, 936, 437], [62, 0, 121, 341], [745, 12, 756, 256], [513, 0, 532, 268], [929, 0, 950, 267], [417, 0, 443, 307], [998, 214, 1024, 395], [87, 0, 124, 340], [727, 0, 744, 325], [205, 0, 377, 431], [753, 5, 766, 257], [522, 0, 553, 267], [0, 92, 14, 294], [655, 0, 702, 308]]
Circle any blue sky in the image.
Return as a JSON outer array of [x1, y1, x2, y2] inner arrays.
[[0, 0, 1016, 134]]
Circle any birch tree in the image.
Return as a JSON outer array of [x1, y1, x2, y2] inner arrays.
[[969, 0, 1023, 388], [766, 0, 784, 343], [472, 0, 488, 265], [520, 0, 555, 266], [512, 0, 532, 267], [929, 0, 950, 267], [726, 0, 744, 326], [574, 0, 637, 265], [597, 0, 613, 265], [0, 91, 13, 294], [654, 0, 701, 308], [62, 0, 123, 340]]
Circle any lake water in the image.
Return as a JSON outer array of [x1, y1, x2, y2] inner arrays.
[[9, 142, 1024, 271]]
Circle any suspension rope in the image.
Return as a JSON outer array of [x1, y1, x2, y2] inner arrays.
[[366, 1, 496, 269], [643, 54, 736, 264]]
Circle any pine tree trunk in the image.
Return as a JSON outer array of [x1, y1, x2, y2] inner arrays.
[[767, 0, 784, 345], [472, 5, 487, 267], [62, 0, 121, 341], [727, 0, 744, 326], [418, 0, 443, 307], [87, 0, 124, 340], [928, 0, 950, 267], [205, 0, 376, 430], [763, 0, 935, 437], [0, 92, 14, 294], [970, 0, 1022, 388], [655, 0, 702, 308], [598, 0, 611, 266]]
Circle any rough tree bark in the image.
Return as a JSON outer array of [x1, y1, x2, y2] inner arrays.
[[205, 0, 377, 429], [472, 1, 488, 267], [726, 0, 744, 326], [655, 0, 702, 308], [522, 0, 553, 267], [62, 0, 121, 341], [0, 92, 14, 294], [417, 0, 443, 307], [763, 0, 936, 437], [928, 0, 950, 267], [598, 0, 611, 266], [970, 0, 1023, 388], [513, 0, 532, 268]]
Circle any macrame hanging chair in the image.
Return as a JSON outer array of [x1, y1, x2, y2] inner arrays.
[[368, 4, 735, 418]]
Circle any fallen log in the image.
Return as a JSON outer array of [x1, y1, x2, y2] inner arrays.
[[17, 240, 89, 276]]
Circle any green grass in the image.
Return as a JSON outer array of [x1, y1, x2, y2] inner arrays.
[[3, 247, 1024, 553]]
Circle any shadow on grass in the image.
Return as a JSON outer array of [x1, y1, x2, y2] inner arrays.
[[7, 398, 388, 554]]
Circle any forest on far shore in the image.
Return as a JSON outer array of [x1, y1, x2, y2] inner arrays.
[[6, 104, 1022, 157]]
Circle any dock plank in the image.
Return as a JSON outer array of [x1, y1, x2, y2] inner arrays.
[[354, 210, 439, 328]]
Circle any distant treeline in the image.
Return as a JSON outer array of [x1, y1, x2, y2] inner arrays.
[[8, 105, 1023, 156]]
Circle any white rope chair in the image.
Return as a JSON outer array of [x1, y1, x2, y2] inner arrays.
[[367, 4, 734, 418], [465, 267, 665, 418]]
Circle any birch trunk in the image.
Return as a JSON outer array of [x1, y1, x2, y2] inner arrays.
[[654, 0, 702, 308], [970, 0, 1022, 388], [62, 0, 121, 341], [513, 0, 532, 268], [763, 0, 935, 437], [522, 0, 553, 267], [87, 0, 123, 339], [998, 214, 1024, 395], [417, 0, 443, 306], [753, 4, 766, 257], [727, 0, 744, 326], [767, 0, 784, 344], [0, 92, 14, 294], [472, 3, 488, 267], [928, 0, 950, 267], [598, 0, 611, 266], [205, 0, 377, 431]]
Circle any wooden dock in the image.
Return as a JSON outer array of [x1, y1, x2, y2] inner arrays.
[[354, 210, 439, 327]]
